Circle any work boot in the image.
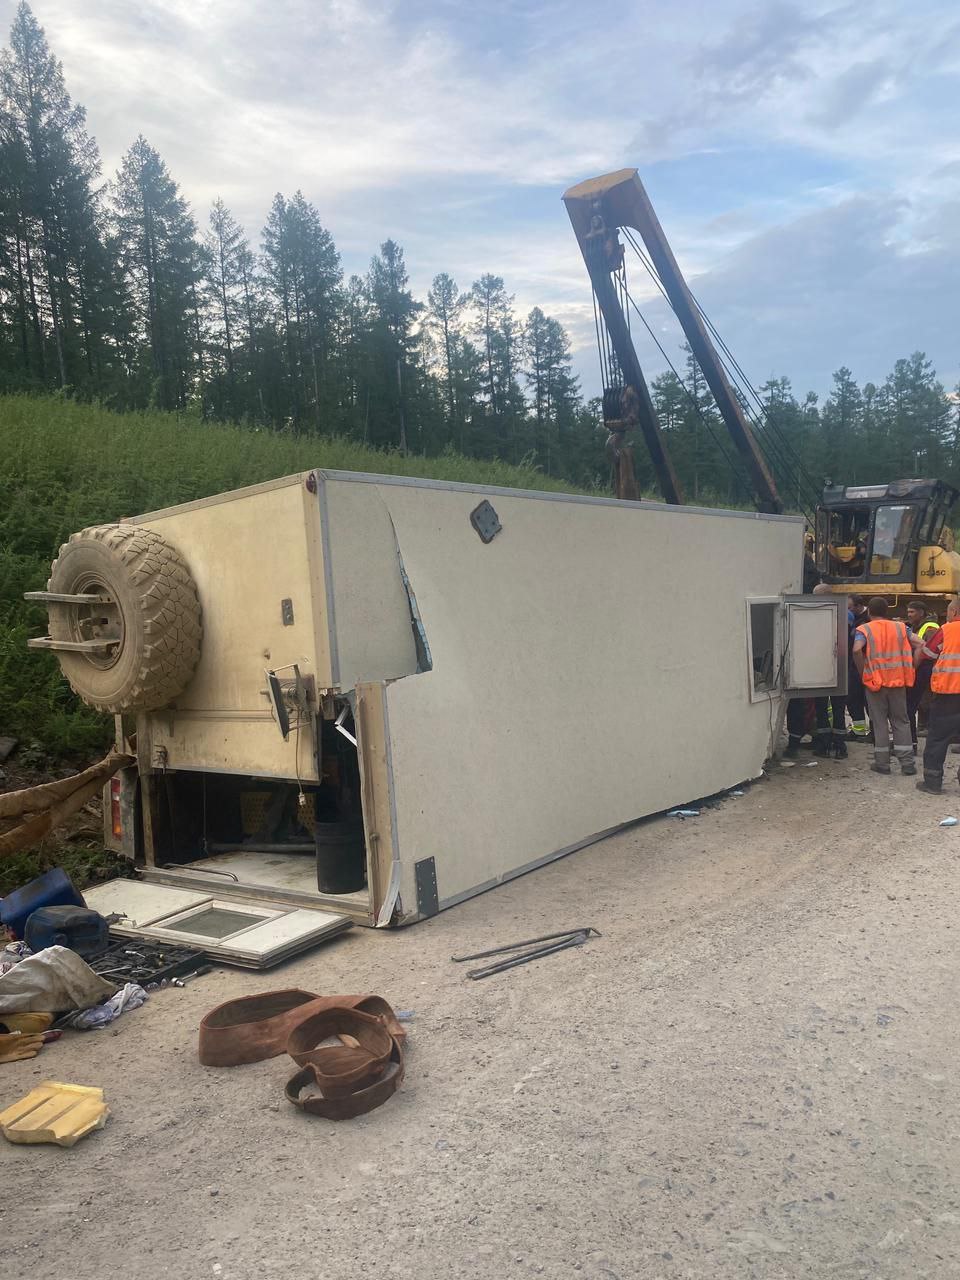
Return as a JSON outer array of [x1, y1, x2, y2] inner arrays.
[[916, 772, 943, 794], [871, 758, 891, 775], [812, 735, 831, 758], [900, 758, 917, 776], [784, 739, 800, 759], [832, 736, 848, 760]]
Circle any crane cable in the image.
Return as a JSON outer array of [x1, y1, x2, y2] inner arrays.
[[619, 228, 821, 519], [589, 256, 755, 504], [618, 279, 755, 506], [620, 227, 817, 514]]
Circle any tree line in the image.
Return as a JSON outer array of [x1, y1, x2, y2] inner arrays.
[[0, 3, 598, 484], [2, 1, 958, 503], [635, 351, 960, 511]]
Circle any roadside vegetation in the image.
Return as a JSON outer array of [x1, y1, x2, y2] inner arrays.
[[0, 393, 586, 763]]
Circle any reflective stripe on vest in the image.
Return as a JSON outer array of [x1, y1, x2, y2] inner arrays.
[[857, 619, 916, 691], [931, 621, 960, 694]]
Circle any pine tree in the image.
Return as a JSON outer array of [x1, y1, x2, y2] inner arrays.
[[112, 136, 203, 411], [469, 274, 525, 461], [523, 306, 581, 476], [819, 367, 863, 483], [366, 240, 422, 452], [203, 197, 248, 418], [288, 191, 342, 432], [425, 272, 467, 448], [0, 2, 116, 394]]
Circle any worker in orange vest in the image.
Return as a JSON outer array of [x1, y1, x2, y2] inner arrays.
[[851, 596, 922, 775], [916, 596, 960, 794]]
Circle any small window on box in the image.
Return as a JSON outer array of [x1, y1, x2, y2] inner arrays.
[[749, 601, 777, 693]]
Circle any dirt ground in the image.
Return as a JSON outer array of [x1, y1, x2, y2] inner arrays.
[[2, 744, 959, 1280]]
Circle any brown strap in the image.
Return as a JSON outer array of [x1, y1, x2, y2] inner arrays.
[[198, 991, 405, 1067], [284, 1038, 404, 1120], [287, 1007, 393, 1095]]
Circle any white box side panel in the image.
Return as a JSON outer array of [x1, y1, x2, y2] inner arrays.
[[362, 483, 801, 910]]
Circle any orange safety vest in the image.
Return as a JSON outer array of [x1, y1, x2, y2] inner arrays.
[[930, 620, 960, 694], [856, 619, 915, 691]]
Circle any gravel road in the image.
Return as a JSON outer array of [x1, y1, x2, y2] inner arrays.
[[2, 745, 959, 1279]]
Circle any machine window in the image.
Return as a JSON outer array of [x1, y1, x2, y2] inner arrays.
[[823, 506, 870, 576], [749, 601, 778, 693], [871, 505, 915, 576]]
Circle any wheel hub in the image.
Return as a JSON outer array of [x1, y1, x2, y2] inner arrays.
[[70, 575, 124, 669]]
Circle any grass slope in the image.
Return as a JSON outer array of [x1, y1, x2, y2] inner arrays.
[[1, 393, 585, 760]]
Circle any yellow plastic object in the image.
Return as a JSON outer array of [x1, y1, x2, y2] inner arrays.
[[0, 1081, 109, 1147], [831, 545, 858, 564]]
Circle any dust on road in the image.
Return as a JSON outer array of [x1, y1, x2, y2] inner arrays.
[[3, 746, 959, 1279]]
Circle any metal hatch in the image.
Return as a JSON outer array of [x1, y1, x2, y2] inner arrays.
[[781, 594, 848, 699]]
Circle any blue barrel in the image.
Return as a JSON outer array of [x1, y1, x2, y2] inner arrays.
[[0, 868, 85, 940]]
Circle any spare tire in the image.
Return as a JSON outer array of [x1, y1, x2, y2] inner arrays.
[[45, 523, 202, 714]]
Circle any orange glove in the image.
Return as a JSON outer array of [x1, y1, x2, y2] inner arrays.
[[0, 1032, 47, 1063]]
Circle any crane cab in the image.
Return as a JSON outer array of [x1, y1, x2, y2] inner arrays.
[[815, 479, 960, 608]]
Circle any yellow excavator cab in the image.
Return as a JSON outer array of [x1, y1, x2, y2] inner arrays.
[[816, 479, 960, 608]]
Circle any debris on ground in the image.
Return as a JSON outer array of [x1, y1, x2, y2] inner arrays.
[[0, 1081, 109, 1147], [667, 808, 700, 818], [199, 991, 406, 1121], [452, 927, 599, 979], [939, 817, 958, 827], [58, 982, 148, 1031], [0, 944, 117, 1016]]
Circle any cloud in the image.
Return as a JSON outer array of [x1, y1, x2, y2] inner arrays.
[[3, 0, 959, 400], [628, 192, 960, 397]]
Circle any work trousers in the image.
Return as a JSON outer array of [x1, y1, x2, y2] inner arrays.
[[814, 696, 846, 740], [921, 693, 960, 782], [786, 698, 809, 743], [907, 663, 932, 741], [847, 662, 866, 725], [864, 686, 912, 766]]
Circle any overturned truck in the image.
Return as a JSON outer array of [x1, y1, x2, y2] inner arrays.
[[27, 470, 846, 945]]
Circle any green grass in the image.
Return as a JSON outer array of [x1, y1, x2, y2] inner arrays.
[[0, 392, 587, 762], [0, 841, 132, 898]]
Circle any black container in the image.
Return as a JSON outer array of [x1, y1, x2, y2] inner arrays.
[[315, 819, 366, 894], [24, 905, 109, 958]]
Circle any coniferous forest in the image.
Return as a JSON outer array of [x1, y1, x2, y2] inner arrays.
[[2, 0, 959, 502]]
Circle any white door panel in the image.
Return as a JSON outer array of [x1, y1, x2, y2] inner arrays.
[[782, 596, 848, 698]]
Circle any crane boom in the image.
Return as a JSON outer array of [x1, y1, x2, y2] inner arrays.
[[564, 168, 784, 515]]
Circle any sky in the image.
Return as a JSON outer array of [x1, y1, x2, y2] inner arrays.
[[4, 0, 960, 401]]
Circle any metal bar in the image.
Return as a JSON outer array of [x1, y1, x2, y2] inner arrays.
[[452, 927, 600, 963], [23, 591, 111, 605], [26, 637, 116, 652], [464, 931, 597, 980]]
